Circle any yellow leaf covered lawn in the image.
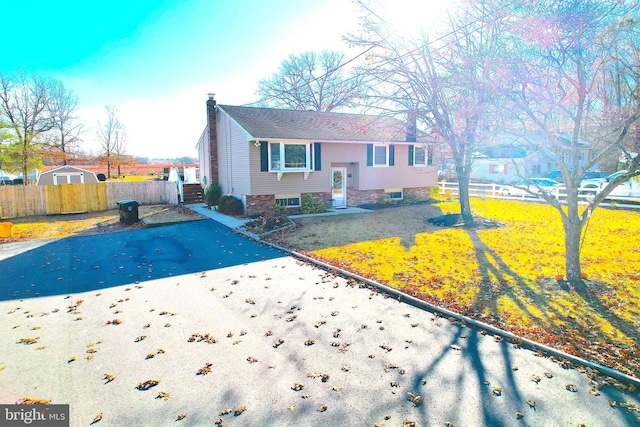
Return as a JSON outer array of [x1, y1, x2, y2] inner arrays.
[[308, 199, 640, 377]]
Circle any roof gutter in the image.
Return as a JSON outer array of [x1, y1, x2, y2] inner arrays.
[[249, 137, 436, 145]]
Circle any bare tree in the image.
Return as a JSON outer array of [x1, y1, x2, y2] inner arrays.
[[46, 80, 83, 165], [347, 0, 510, 224], [113, 125, 132, 177], [500, 0, 640, 291], [96, 106, 127, 178], [0, 71, 55, 184], [256, 50, 366, 112]]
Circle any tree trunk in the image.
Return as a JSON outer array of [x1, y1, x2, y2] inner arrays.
[[21, 164, 28, 186], [456, 166, 474, 225], [563, 216, 588, 294], [20, 137, 28, 186], [21, 149, 28, 186]]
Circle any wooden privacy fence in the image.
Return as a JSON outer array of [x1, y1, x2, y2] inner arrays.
[[0, 181, 179, 219], [45, 183, 108, 214], [104, 181, 178, 209]]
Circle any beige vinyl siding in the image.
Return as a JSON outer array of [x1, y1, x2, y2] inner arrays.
[[249, 142, 437, 195], [249, 142, 330, 195], [358, 144, 437, 190], [218, 111, 251, 195]]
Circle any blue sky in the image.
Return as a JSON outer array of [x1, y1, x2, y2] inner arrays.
[[1, 0, 447, 159]]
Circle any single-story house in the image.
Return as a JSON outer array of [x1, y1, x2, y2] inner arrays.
[[196, 95, 439, 215], [36, 165, 99, 185]]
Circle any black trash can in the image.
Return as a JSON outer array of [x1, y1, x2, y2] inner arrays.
[[117, 200, 139, 224]]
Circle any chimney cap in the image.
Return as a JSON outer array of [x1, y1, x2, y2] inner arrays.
[[207, 93, 216, 100]]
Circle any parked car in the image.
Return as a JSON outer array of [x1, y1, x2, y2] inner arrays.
[[499, 178, 561, 197], [544, 170, 564, 183], [546, 170, 610, 186], [578, 170, 610, 187], [579, 170, 640, 200], [580, 170, 625, 190], [498, 184, 528, 197]]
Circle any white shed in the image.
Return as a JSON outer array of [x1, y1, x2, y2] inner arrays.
[[36, 165, 99, 185]]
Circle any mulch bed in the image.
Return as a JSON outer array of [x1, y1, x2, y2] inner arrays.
[[427, 213, 504, 229]]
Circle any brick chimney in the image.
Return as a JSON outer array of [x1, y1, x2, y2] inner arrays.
[[406, 110, 417, 142], [206, 93, 218, 184]]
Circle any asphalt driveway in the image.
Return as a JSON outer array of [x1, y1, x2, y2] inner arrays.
[[1, 216, 639, 426], [0, 219, 284, 301]]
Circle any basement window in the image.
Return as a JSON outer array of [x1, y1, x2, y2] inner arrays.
[[385, 189, 403, 200], [275, 195, 301, 208]]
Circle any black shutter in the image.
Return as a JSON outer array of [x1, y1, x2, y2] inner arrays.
[[366, 144, 373, 166], [389, 144, 395, 166], [408, 145, 414, 166], [314, 143, 322, 171], [260, 141, 269, 172]]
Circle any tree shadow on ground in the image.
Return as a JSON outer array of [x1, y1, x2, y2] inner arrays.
[[466, 228, 640, 378], [465, 229, 556, 327]]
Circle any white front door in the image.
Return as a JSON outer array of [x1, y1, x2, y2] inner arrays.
[[331, 167, 347, 208]]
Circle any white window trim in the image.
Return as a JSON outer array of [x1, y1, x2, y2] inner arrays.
[[373, 144, 388, 167], [268, 142, 312, 173], [413, 145, 428, 167]]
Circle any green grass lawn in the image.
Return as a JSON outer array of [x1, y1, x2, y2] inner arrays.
[[274, 198, 640, 379]]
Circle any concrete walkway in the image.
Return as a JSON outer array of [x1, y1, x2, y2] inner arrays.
[[186, 203, 252, 229], [185, 203, 372, 230]]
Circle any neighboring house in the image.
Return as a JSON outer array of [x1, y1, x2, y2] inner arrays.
[[36, 165, 99, 185], [197, 95, 439, 215], [470, 133, 597, 184], [471, 145, 529, 184]]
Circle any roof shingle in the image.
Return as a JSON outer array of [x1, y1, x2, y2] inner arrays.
[[219, 105, 421, 143]]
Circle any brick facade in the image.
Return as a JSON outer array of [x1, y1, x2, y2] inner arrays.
[[404, 187, 431, 199], [347, 187, 432, 206], [245, 195, 274, 216], [346, 188, 387, 206], [302, 192, 332, 209], [244, 188, 432, 216]]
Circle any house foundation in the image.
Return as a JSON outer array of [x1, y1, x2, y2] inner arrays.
[[245, 195, 275, 216], [302, 192, 332, 209], [346, 189, 387, 206], [245, 187, 431, 216], [404, 186, 431, 199], [244, 186, 432, 216]]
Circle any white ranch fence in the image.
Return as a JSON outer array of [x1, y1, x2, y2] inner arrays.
[[438, 181, 640, 210]]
